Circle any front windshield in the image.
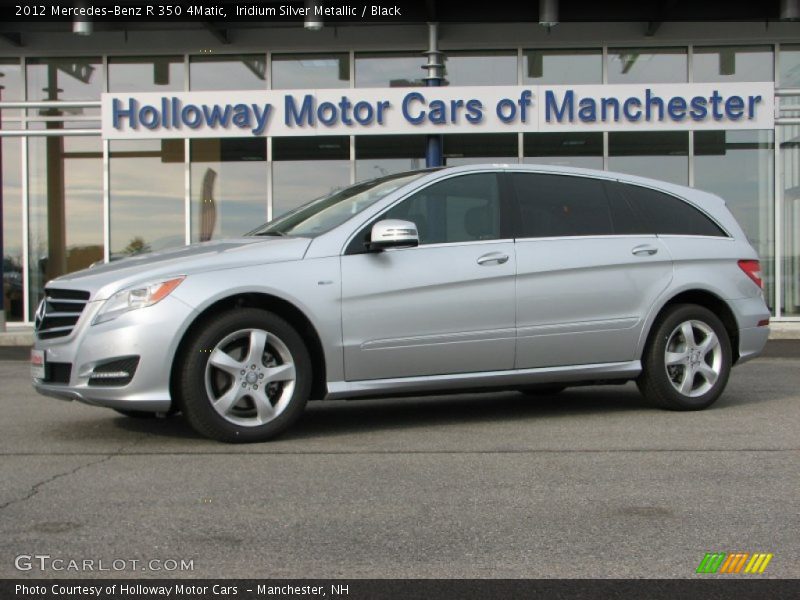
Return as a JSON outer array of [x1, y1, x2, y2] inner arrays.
[[249, 171, 429, 238]]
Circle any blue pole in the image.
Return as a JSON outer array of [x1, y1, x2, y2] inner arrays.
[[423, 23, 444, 168]]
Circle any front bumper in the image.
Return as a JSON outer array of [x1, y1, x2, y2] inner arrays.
[[32, 295, 196, 412]]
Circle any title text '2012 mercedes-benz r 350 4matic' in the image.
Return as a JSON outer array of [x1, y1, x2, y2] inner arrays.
[[32, 165, 770, 442]]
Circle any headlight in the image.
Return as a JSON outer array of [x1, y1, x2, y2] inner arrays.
[[92, 276, 185, 325]]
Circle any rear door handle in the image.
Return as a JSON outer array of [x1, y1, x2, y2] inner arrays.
[[632, 245, 658, 256], [477, 252, 509, 266]]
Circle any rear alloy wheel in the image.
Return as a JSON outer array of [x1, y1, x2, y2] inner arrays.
[[638, 304, 731, 410], [180, 309, 311, 442]]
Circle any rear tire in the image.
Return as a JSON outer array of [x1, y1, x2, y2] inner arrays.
[[178, 308, 311, 443], [638, 304, 732, 411]]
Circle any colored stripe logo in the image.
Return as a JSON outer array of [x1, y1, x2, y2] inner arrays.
[[696, 552, 773, 574]]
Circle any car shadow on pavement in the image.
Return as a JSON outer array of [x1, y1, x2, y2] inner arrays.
[[111, 384, 652, 442], [109, 375, 789, 443]]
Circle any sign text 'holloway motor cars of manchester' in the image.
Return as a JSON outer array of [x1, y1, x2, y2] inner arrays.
[[101, 82, 775, 138]]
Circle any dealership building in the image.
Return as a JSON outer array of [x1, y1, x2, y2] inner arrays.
[[1, 9, 799, 327]]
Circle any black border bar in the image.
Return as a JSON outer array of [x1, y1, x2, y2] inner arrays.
[[4, 579, 800, 600], [1, 0, 797, 24]]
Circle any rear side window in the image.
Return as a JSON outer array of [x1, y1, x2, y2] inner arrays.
[[619, 183, 728, 237], [511, 173, 644, 238]]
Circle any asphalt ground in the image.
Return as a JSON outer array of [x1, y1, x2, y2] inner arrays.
[[0, 347, 798, 579]]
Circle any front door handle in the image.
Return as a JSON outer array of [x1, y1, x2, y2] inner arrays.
[[632, 245, 658, 256], [477, 252, 509, 266]]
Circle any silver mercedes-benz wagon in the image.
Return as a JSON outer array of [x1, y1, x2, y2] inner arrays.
[[32, 164, 770, 442]]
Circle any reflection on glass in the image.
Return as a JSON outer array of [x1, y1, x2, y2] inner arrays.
[[443, 134, 517, 166], [2, 136, 23, 321], [608, 48, 687, 83], [28, 136, 103, 316], [27, 57, 102, 100], [781, 126, 800, 315], [110, 140, 185, 258], [355, 52, 425, 87], [355, 135, 425, 180], [26, 57, 102, 121], [109, 56, 184, 92], [272, 137, 350, 218], [523, 132, 603, 169], [695, 130, 774, 311], [0, 59, 23, 119], [608, 131, 688, 185], [190, 54, 267, 90], [693, 46, 772, 83], [190, 138, 267, 242], [272, 54, 349, 89], [444, 51, 517, 86], [522, 49, 602, 85]]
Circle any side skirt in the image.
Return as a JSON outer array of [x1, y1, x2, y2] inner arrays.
[[325, 360, 642, 400]]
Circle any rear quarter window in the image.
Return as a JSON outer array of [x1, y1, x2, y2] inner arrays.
[[618, 183, 728, 237]]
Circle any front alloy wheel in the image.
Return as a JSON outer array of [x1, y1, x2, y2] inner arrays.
[[205, 328, 296, 427], [638, 304, 732, 411], [180, 309, 311, 442]]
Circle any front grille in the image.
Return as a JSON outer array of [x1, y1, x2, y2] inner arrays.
[[44, 362, 72, 384], [35, 288, 90, 340], [88, 356, 140, 387]]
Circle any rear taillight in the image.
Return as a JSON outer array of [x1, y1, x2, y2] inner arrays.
[[738, 260, 763, 289]]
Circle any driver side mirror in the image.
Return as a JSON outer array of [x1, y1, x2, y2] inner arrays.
[[366, 219, 419, 252]]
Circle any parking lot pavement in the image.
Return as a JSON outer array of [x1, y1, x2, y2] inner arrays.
[[0, 355, 798, 579]]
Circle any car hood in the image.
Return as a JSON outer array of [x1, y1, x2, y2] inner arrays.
[[49, 236, 312, 301]]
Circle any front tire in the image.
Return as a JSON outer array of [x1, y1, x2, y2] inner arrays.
[[638, 304, 732, 411], [178, 309, 312, 442]]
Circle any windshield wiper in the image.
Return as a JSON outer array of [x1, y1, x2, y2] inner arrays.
[[255, 231, 286, 237]]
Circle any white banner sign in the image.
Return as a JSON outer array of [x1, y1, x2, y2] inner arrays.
[[101, 82, 775, 139]]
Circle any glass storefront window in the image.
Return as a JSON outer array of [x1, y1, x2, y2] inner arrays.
[[2, 136, 23, 321], [190, 54, 267, 90], [272, 54, 349, 89], [272, 137, 350, 217], [190, 138, 268, 241], [26, 56, 102, 101], [779, 45, 800, 108], [781, 45, 800, 86], [608, 131, 689, 185], [693, 46, 773, 83], [444, 133, 517, 166], [355, 135, 425, 180], [443, 51, 517, 86], [695, 130, 775, 311], [28, 136, 103, 316], [109, 140, 185, 258], [355, 52, 425, 87], [781, 126, 800, 316], [608, 48, 687, 83], [109, 56, 185, 92], [26, 57, 102, 124], [523, 132, 603, 169], [522, 49, 602, 85], [0, 59, 23, 119]]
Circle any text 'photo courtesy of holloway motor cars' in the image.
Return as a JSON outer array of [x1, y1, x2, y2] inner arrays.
[[30, 164, 770, 443]]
